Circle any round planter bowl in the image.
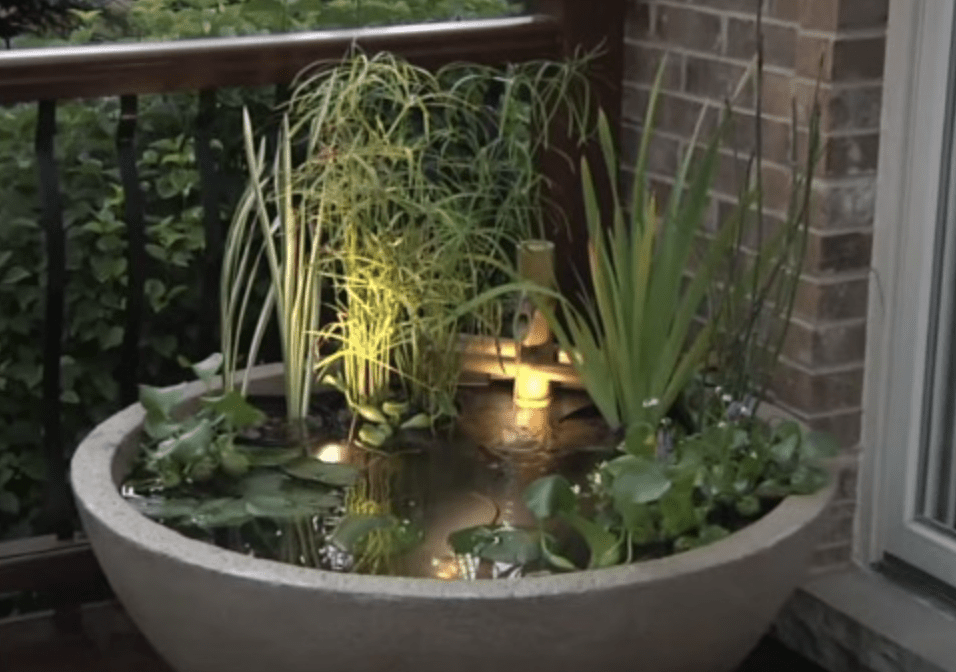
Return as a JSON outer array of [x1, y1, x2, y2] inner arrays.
[[72, 364, 835, 672]]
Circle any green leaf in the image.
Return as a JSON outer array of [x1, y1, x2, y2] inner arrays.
[[139, 383, 188, 421], [477, 528, 541, 565], [128, 496, 200, 520], [144, 417, 181, 441], [755, 479, 789, 498], [358, 424, 392, 446], [191, 498, 254, 528], [449, 525, 541, 565], [448, 525, 496, 556], [561, 512, 622, 569], [237, 446, 302, 467], [804, 430, 839, 459], [191, 352, 224, 383], [658, 485, 698, 537], [0, 491, 20, 515], [157, 419, 214, 464], [208, 390, 266, 430], [382, 400, 409, 420], [221, 449, 251, 477], [735, 495, 761, 517], [697, 525, 730, 546], [355, 404, 388, 424], [612, 458, 672, 504], [523, 474, 578, 519], [331, 514, 394, 552], [241, 0, 287, 14], [2, 267, 29, 284], [239, 471, 288, 497], [99, 325, 123, 349], [282, 457, 360, 487], [399, 413, 431, 430], [770, 432, 800, 464], [790, 465, 828, 494], [540, 534, 578, 571]]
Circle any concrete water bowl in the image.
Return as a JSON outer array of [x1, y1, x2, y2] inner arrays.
[[71, 363, 835, 672]]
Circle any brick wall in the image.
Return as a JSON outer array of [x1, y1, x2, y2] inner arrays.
[[621, 0, 888, 568]]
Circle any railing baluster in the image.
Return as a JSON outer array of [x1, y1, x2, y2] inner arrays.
[[36, 99, 72, 540], [196, 88, 222, 359], [116, 95, 146, 405]]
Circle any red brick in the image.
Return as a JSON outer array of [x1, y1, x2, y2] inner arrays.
[[781, 319, 867, 368], [727, 17, 797, 69], [812, 177, 876, 230], [771, 362, 865, 413], [839, 0, 889, 30], [769, 0, 801, 23], [796, 34, 832, 80], [799, 0, 840, 32], [725, 112, 795, 164], [807, 408, 861, 448], [820, 133, 880, 177], [625, 0, 651, 40], [620, 123, 683, 177], [760, 70, 796, 119], [804, 230, 872, 273], [654, 4, 724, 54], [685, 55, 754, 105], [793, 275, 870, 321], [623, 43, 683, 89], [832, 36, 886, 81]]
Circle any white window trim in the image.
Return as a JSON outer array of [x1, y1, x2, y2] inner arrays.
[[859, 0, 956, 582]]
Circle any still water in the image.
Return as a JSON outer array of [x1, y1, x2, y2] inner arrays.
[[122, 382, 616, 580]]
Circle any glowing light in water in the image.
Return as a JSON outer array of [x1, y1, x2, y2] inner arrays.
[[314, 442, 348, 463]]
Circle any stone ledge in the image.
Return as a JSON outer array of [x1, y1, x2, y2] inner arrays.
[[773, 565, 956, 672]]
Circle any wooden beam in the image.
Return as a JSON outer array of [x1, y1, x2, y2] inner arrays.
[[0, 536, 104, 594], [0, 16, 562, 103]]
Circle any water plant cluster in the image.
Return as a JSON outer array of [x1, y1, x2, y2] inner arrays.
[[122, 50, 836, 577]]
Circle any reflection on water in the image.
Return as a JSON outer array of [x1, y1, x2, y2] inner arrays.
[[128, 382, 616, 580]]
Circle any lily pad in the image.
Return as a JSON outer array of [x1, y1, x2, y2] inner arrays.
[[156, 419, 214, 464], [330, 514, 394, 552], [282, 457, 360, 487], [207, 390, 266, 430], [139, 383, 188, 421], [612, 458, 672, 505], [237, 446, 302, 468], [448, 525, 541, 565], [128, 495, 200, 520], [523, 475, 577, 519], [190, 497, 253, 528], [190, 353, 223, 383]]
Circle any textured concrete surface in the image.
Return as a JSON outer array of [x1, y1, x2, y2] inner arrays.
[[775, 567, 956, 672], [0, 601, 828, 672]]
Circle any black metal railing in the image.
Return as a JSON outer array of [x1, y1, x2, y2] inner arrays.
[[0, 0, 625, 598]]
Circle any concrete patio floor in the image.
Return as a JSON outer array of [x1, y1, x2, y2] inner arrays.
[[0, 600, 827, 672]]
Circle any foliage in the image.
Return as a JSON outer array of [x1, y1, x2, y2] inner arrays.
[[450, 403, 838, 571], [0, 99, 212, 538], [225, 51, 591, 425], [0, 0, 88, 47], [11, 0, 520, 46], [543, 62, 747, 455], [453, 55, 829, 570]]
